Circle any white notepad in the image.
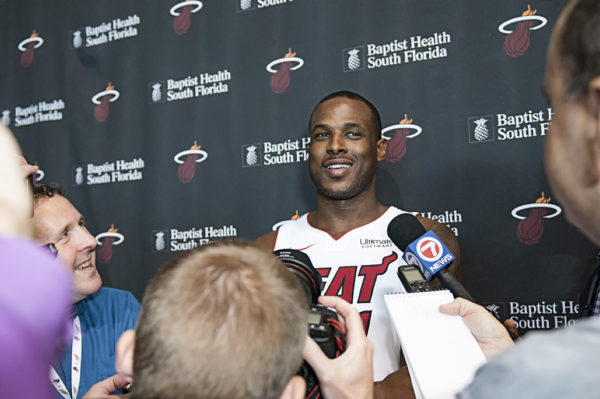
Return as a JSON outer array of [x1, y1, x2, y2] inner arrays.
[[384, 290, 487, 399]]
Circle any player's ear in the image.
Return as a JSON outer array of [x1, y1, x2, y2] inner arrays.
[[115, 329, 136, 383], [588, 76, 600, 182], [376, 137, 387, 162], [279, 376, 306, 399]]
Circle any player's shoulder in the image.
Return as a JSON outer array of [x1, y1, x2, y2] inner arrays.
[[255, 230, 278, 251]]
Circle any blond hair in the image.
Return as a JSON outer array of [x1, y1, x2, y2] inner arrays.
[[133, 240, 307, 399]]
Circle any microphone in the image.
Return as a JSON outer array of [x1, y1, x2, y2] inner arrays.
[[387, 213, 475, 302]]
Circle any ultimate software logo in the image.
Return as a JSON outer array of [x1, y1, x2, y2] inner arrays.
[[382, 114, 423, 163], [511, 192, 561, 245], [18, 30, 44, 68], [498, 5, 547, 58], [95, 224, 125, 264], [266, 48, 304, 94], [342, 46, 365, 72], [170, 0, 203, 35], [92, 83, 120, 122]]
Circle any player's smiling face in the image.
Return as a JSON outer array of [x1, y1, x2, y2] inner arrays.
[[308, 97, 386, 200]]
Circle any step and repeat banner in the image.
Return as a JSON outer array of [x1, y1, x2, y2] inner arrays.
[[1, 0, 596, 333]]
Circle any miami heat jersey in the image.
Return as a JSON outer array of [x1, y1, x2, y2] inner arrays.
[[274, 206, 411, 381]]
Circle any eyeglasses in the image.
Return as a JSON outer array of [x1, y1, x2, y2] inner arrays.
[[43, 243, 58, 258]]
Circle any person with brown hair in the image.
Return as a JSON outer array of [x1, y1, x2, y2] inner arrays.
[[32, 183, 140, 399], [115, 240, 374, 399]]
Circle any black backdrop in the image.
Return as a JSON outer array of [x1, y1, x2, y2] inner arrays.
[[1, 0, 596, 333]]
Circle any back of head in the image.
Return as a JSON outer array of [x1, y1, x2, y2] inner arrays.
[[557, 0, 600, 100], [310, 90, 382, 141], [133, 240, 308, 399]]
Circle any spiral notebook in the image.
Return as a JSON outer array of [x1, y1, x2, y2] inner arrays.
[[384, 290, 486, 399]]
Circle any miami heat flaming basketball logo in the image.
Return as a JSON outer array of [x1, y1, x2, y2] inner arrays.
[[95, 224, 125, 264], [266, 49, 304, 94], [34, 165, 44, 182], [511, 192, 561, 245], [170, 0, 203, 35], [272, 210, 301, 231], [92, 83, 120, 122], [498, 5, 547, 58], [174, 141, 208, 184], [18, 30, 44, 68], [382, 114, 422, 163]]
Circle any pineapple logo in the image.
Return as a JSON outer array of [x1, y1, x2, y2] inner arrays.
[[347, 49, 360, 70], [74, 166, 84, 186], [468, 115, 495, 143], [485, 304, 501, 319], [242, 143, 262, 167], [72, 30, 82, 48], [246, 146, 257, 166], [155, 232, 165, 251], [152, 230, 170, 252], [1, 110, 10, 127], [342, 46, 365, 72], [151, 83, 163, 103], [240, 0, 253, 10], [473, 118, 489, 141]]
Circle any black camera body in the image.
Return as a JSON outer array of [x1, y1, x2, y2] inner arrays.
[[273, 249, 345, 399]]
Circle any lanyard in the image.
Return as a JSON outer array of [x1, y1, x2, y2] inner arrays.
[[50, 316, 82, 399]]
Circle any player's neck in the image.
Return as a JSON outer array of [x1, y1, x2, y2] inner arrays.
[[310, 189, 387, 239]]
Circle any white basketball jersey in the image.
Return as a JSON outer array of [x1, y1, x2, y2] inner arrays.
[[274, 206, 411, 381]]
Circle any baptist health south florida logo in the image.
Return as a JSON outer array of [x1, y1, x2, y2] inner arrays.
[[468, 107, 553, 143], [153, 225, 238, 252], [343, 31, 451, 72], [73, 157, 145, 186], [148, 70, 231, 103], [3, 99, 65, 128], [237, 0, 294, 12], [242, 137, 310, 167], [70, 14, 140, 49]]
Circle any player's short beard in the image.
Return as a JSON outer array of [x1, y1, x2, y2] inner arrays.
[[309, 167, 375, 201]]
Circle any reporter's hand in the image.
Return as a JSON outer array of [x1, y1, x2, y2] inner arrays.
[[439, 298, 514, 359], [81, 374, 129, 399], [303, 296, 373, 399]]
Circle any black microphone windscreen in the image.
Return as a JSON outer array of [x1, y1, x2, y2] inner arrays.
[[387, 213, 426, 250]]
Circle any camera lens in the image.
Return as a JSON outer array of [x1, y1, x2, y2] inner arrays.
[[273, 249, 322, 306]]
